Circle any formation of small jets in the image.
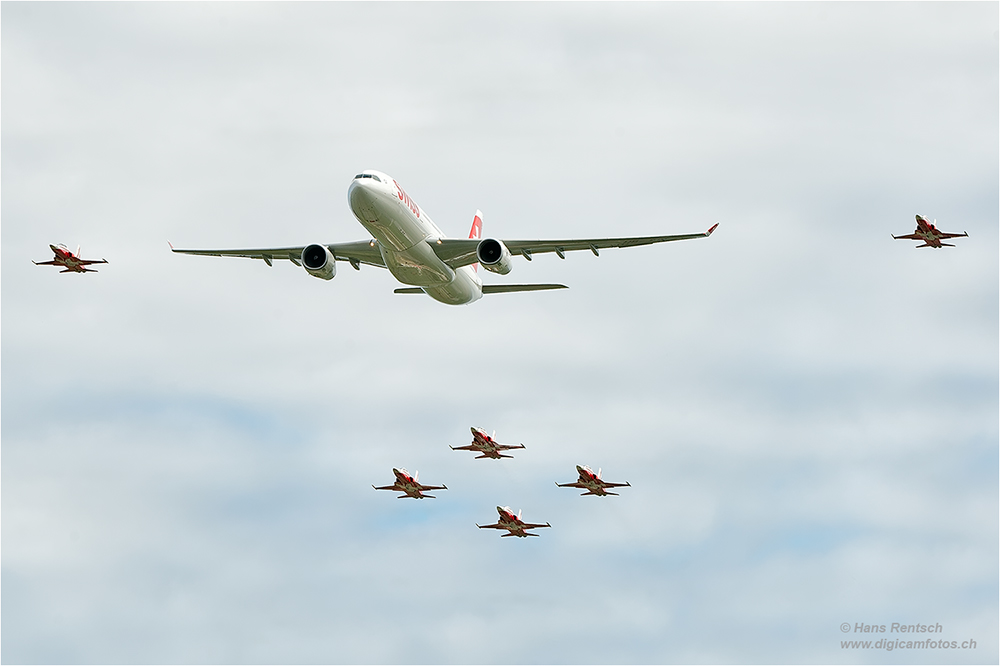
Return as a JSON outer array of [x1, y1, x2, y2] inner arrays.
[[36, 169, 971, 540], [377, 427, 632, 538]]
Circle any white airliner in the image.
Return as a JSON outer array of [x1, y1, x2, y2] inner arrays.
[[171, 170, 718, 306]]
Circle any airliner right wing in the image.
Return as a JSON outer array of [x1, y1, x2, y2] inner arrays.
[[433, 224, 718, 269]]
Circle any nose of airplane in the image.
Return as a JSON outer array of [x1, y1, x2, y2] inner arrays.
[[349, 179, 380, 222], [348, 178, 372, 205]]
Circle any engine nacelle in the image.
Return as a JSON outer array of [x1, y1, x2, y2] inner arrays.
[[476, 238, 513, 275], [301, 244, 336, 280]]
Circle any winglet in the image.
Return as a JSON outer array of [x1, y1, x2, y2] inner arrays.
[[706, 223, 719, 236], [167, 241, 176, 251]]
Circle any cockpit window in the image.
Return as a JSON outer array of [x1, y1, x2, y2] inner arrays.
[[354, 173, 382, 182]]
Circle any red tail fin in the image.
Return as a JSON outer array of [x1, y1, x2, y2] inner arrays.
[[469, 210, 483, 240], [469, 211, 483, 272]]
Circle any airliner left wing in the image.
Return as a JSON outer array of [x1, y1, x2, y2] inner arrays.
[[433, 224, 719, 268], [169, 240, 386, 268]]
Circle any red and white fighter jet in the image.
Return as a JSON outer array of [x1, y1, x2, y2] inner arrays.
[[451, 427, 526, 460], [556, 465, 631, 496], [373, 468, 447, 499], [33, 244, 108, 273], [893, 215, 968, 248], [477, 506, 551, 538]]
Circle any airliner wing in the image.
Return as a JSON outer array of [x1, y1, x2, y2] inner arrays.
[[170, 240, 387, 268], [434, 224, 718, 269]]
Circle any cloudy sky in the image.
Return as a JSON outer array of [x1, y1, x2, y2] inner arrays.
[[2, 3, 997, 664]]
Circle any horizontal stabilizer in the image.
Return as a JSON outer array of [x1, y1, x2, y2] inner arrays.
[[395, 284, 567, 296], [481, 284, 568, 294]]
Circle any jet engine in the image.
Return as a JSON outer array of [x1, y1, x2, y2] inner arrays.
[[476, 238, 513, 275], [301, 244, 337, 280]]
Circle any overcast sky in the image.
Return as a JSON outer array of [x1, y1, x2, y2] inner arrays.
[[2, 2, 997, 664]]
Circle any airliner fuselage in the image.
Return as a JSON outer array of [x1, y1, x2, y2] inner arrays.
[[348, 172, 483, 305]]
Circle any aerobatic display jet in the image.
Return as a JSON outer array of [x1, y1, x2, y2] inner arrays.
[[893, 214, 968, 248], [170, 170, 718, 305], [372, 468, 447, 499], [477, 506, 551, 538], [451, 427, 526, 460], [33, 244, 108, 273], [556, 465, 631, 496]]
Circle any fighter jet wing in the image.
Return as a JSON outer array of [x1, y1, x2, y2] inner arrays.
[[936, 231, 969, 239], [476, 522, 506, 530], [169, 240, 387, 268], [892, 233, 923, 240], [556, 482, 587, 489], [433, 224, 719, 269], [416, 484, 448, 491], [601, 481, 631, 488], [521, 522, 551, 530]]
